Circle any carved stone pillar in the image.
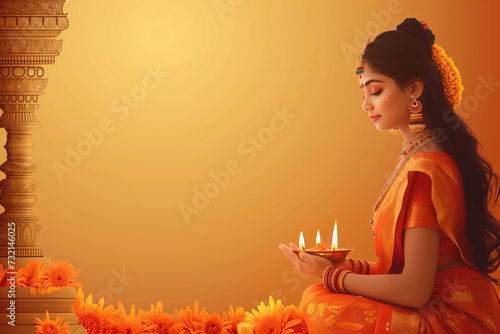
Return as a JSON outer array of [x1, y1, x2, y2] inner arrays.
[[0, 1, 83, 333], [0, 0, 69, 262]]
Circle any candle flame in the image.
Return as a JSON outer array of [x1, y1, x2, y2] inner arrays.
[[332, 221, 338, 251], [299, 231, 305, 250], [316, 229, 321, 245]]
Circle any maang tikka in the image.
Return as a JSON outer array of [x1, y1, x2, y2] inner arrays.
[[355, 37, 419, 135], [356, 37, 370, 75], [356, 37, 401, 135]]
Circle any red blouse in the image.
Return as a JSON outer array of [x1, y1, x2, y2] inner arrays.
[[403, 170, 458, 257], [386, 170, 460, 273]]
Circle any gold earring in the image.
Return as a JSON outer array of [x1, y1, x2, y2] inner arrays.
[[409, 95, 425, 133], [390, 128, 401, 135]]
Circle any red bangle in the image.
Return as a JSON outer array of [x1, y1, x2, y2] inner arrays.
[[322, 265, 351, 293], [348, 258, 371, 275]]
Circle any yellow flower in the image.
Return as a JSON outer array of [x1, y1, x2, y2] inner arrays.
[[34, 310, 71, 334], [244, 296, 303, 334], [431, 44, 464, 110]]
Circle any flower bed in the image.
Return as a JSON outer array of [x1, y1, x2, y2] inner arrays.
[[0, 262, 308, 334]]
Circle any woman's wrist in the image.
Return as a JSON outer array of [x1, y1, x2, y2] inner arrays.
[[321, 264, 335, 279], [322, 265, 352, 293], [348, 258, 372, 275]]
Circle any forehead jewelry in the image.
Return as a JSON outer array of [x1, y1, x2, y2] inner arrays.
[[356, 37, 370, 75]]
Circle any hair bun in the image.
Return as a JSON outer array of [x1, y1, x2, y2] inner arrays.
[[396, 18, 435, 47]]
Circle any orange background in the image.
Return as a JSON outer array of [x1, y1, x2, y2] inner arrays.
[[5, 0, 499, 314]]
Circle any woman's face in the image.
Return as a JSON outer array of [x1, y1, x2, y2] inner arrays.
[[358, 61, 412, 132]]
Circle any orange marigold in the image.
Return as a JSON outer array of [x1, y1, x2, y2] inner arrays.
[[431, 44, 464, 110], [286, 304, 308, 334], [195, 312, 232, 334], [0, 263, 8, 286], [16, 261, 48, 295], [138, 301, 178, 334], [244, 296, 302, 334], [34, 310, 71, 334], [102, 319, 127, 334], [171, 301, 207, 334], [71, 288, 117, 334], [1, 263, 18, 287], [116, 301, 156, 334], [222, 305, 245, 334], [0, 263, 5, 280], [42, 260, 83, 293]]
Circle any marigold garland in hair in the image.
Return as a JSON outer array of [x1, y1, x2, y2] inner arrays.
[[431, 44, 464, 110]]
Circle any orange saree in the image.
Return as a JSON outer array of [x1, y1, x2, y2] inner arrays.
[[301, 152, 500, 333]]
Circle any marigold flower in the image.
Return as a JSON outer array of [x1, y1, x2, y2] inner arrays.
[[223, 305, 245, 334], [0, 263, 5, 281], [102, 319, 127, 334], [0, 263, 15, 287], [138, 301, 178, 334], [195, 312, 232, 334], [116, 301, 156, 334], [34, 310, 71, 334], [171, 301, 207, 334], [286, 304, 308, 334], [41, 260, 83, 293], [16, 261, 48, 295], [431, 44, 464, 110], [244, 296, 303, 334], [71, 288, 117, 334]]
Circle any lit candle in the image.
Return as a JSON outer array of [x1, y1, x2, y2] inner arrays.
[[299, 231, 305, 250], [316, 229, 321, 245], [332, 221, 338, 251]]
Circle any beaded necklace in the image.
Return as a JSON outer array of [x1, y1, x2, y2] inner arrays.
[[370, 129, 437, 237]]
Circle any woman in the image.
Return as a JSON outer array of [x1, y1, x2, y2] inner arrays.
[[279, 18, 500, 333]]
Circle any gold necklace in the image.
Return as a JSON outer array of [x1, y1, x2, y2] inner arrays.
[[370, 129, 436, 237]]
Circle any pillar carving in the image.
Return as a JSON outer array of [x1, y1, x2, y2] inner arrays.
[[0, 0, 68, 258], [0, 2, 81, 333]]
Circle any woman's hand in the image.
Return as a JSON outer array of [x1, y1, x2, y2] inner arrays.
[[279, 243, 334, 278], [329, 256, 353, 271]]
